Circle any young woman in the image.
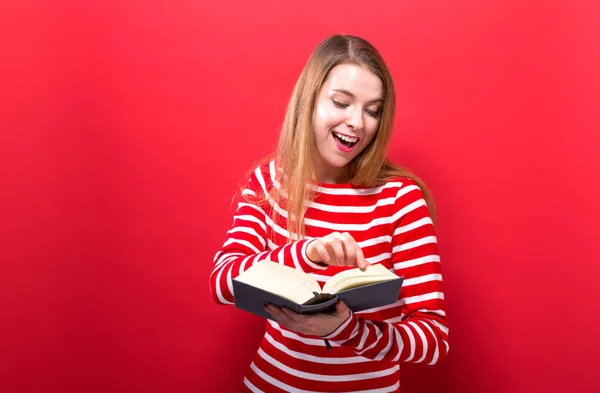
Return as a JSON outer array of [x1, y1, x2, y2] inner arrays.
[[210, 34, 449, 392]]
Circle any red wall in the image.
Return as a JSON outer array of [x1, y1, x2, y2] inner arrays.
[[1, 1, 599, 392]]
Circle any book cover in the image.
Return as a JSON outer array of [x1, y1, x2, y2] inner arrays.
[[232, 275, 404, 320]]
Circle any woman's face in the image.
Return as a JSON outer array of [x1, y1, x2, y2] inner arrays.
[[313, 63, 383, 183]]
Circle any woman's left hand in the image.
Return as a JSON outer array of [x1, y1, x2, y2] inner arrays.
[[265, 300, 351, 337]]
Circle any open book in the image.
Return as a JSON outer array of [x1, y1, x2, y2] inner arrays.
[[232, 260, 404, 320]]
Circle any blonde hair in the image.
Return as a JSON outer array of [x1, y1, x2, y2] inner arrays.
[[243, 34, 436, 241]]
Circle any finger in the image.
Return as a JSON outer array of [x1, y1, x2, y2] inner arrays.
[[334, 300, 350, 317], [340, 232, 367, 271], [340, 232, 357, 267], [354, 243, 367, 271], [325, 234, 345, 266], [266, 306, 309, 334], [314, 241, 330, 263], [265, 305, 291, 325], [280, 307, 305, 323]]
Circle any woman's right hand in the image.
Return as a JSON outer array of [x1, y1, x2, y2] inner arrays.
[[306, 232, 368, 271]]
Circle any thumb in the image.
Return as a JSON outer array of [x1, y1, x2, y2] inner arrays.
[[335, 300, 350, 316]]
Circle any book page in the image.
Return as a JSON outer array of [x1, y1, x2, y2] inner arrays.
[[323, 264, 398, 294], [234, 260, 321, 304]]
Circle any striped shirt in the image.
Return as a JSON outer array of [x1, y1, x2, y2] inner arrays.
[[210, 161, 449, 392]]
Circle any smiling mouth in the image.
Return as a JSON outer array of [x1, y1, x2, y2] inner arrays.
[[332, 131, 359, 148]]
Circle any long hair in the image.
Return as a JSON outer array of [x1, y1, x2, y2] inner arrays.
[[243, 34, 436, 241]]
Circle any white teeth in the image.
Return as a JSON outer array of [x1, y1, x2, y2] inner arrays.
[[333, 132, 358, 144]]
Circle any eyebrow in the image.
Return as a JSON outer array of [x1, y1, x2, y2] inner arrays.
[[332, 89, 383, 103]]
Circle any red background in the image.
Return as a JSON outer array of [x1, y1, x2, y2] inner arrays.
[[1, 1, 599, 392]]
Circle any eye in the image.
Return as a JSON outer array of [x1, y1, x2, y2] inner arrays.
[[366, 109, 381, 117], [332, 100, 349, 109]]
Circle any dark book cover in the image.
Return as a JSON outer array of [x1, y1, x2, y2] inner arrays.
[[232, 276, 404, 320]]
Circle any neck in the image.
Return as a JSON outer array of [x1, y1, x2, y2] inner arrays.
[[315, 160, 351, 184]]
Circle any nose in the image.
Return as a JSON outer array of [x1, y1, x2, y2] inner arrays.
[[346, 106, 364, 131]]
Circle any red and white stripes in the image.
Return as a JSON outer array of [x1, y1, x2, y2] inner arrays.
[[210, 161, 449, 392]]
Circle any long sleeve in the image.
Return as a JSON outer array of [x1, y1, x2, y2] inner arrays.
[[210, 166, 328, 305], [322, 180, 449, 365]]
